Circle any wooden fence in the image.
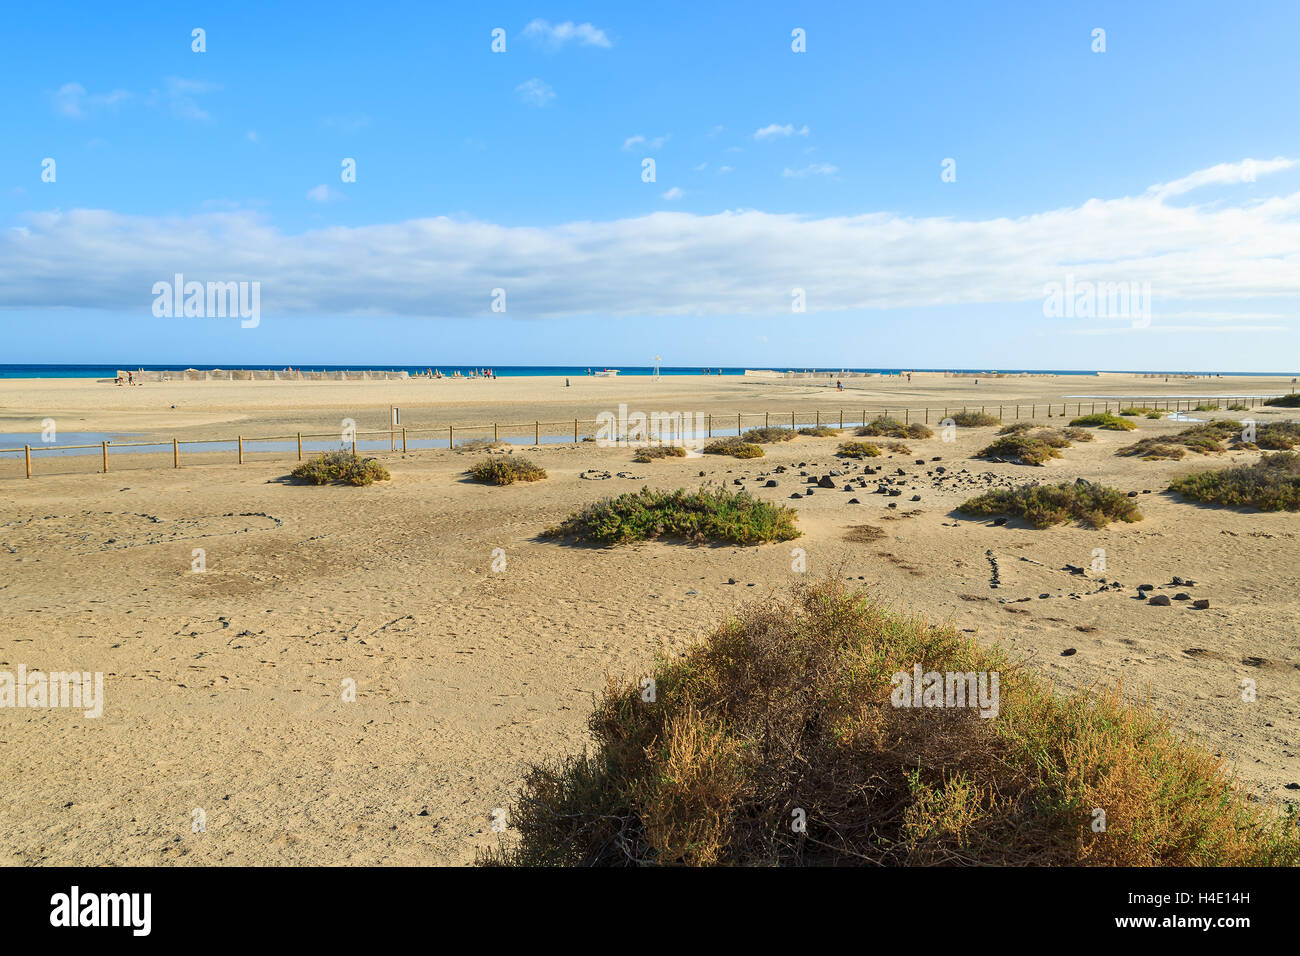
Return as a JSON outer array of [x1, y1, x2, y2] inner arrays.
[[3, 394, 1290, 480]]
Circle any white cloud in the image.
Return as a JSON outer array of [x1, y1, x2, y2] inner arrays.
[[623, 134, 669, 151], [515, 78, 555, 107], [52, 82, 130, 118], [305, 184, 341, 203], [3, 159, 1298, 323], [719, 165, 733, 174], [662, 187, 684, 200], [1147, 157, 1295, 199], [694, 162, 708, 171], [755, 123, 809, 140], [522, 19, 612, 49], [783, 163, 838, 178], [147, 77, 220, 121]]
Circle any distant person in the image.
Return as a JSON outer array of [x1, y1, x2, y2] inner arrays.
[[127, 371, 134, 386], [566, 378, 570, 387], [836, 379, 843, 391]]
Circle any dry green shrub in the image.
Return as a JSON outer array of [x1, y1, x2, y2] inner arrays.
[[742, 426, 796, 443], [957, 480, 1141, 528], [1169, 452, 1300, 511], [289, 451, 390, 486], [703, 437, 764, 459], [633, 445, 689, 462], [541, 485, 800, 545], [857, 418, 932, 439], [1264, 394, 1300, 407], [797, 426, 841, 437], [467, 456, 548, 484], [976, 434, 1065, 466], [481, 577, 1298, 866], [950, 411, 1001, 427], [1119, 421, 1244, 458], [1069, 413, 1138, 431], [836, 441, 880, 459]]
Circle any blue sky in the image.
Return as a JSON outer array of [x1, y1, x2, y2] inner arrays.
[[3, 0, 1299, 370]]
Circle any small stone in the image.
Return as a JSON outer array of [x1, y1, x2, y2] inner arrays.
[[1061, 648, 1077, 657], [848, 498, 860, 504], [1148, 594, 1172, 606], [1192, 599, 1210, 610], [1137, 584, 1154, 591], [789, 493, 802, 499], [1173, 592, 1190, 601], [764, 479, 779, 487], [1127, 491, 1139, 498]]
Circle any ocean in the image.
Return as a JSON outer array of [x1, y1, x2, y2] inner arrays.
[[3, 365, 1291, 379]]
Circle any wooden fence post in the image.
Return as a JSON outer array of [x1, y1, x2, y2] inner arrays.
[[839, 410, 843, 429], [402, 428, 407, 453], [238, 436, 244, 463], [535, 421, 540, 445], [102, 441, 108, 473], [173, 438, 179, 469], [449, 425, 454, 449], [297, 433, 302, 460], [737, 413, 741, 435], [708, 414, 712, 437], [24, 444, 31, 479], [351, 435, 356, 456], [574, 419, 579, 443]]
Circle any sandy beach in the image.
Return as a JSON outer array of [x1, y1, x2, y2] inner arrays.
[[0, 372, 1296, 865]]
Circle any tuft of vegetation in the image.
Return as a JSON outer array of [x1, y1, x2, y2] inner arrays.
[[480, 576, 1297, 866], [1227, 403, 1249, 412], [1119, 407, 1160, 417], [541, 485, 800, 545], [796, 425, 841, 437], [1069, 413, 1139, 431], [950, 410, 1001, 427], [1062, 427, 1094, 443], [467, 456, 548, 485], [1118, 421, 1245, 458], [857, 418, 932, 440], [1193, 403, 1220, 412], [836, 440, 881, 459], [958, 480, 1142, 529], [1169, 452, 1300, 512], [1256, 422, 1300, 450], [703, 437, 764, 459], [456, 438, 511, 453], [975, 434, 1065, 466], [997, 422, 1034, 435], [885, 441, 912, 454], [1134, 443, 1187, 461], [741, 426, 796, 444], [633, 445, 688, 462], [289, 450, 391, 486], [1264, 394, 1300, 408]]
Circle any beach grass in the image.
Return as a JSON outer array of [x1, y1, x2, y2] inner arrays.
[[480, 576, 1295, 866], [957, 480, 1142, 528], [541, 485, 800, 545], [796, 425, 841, 437], [1264, 394, 1300, 407]]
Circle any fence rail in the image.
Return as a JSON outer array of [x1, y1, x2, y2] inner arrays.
[[3, 394, 1290, 480]]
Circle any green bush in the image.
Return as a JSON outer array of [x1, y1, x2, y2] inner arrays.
[[481, 577, 1296, 867], [741, 426, 796, 443], [633, 445, 689, 462], [958, 480, 1142, 528], [1264, 394, 1300, 408], [836, 440, 880, 459], [467, 456, 548, 485], [975, 434, 1065, 466], [857, 419, 932, 440], [542, 485, 800, 545], [1068, 413, 1138, 431], [1169, 452, 1300, 511], [289, 451, 391, 486], [1118, 421, 1243, 458], [703, 437, 764, 459], [796, 425, 841, 437], [950, 410, 1001, 427]]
